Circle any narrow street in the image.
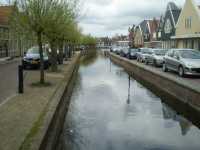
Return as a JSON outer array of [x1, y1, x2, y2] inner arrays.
[[0, 59, 20, 104]]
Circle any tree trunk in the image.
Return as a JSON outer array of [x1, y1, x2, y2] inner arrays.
[[58, 42, 64, 64], [50, 41, 58, 72], [37, 32, 45, 84]]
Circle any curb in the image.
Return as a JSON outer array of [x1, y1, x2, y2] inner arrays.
[[0, 57, 21, 65]]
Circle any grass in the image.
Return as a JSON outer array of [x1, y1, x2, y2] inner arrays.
[[30, 82, 52, 87]]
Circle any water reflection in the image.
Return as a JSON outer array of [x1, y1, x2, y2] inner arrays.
[[162, 103, 192, 136], [127, 75, 131, 104], [59, 51, 200, 150]]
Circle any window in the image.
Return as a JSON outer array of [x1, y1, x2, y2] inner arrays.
[[167, 50, 174, 57], [158, 32, 161, 38], [185, 16, 192, 29], [174, 51, 180, 58]]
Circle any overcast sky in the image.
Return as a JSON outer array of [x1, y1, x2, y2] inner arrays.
[[1, 0, 200, 37], [78, 0, 200, 37]]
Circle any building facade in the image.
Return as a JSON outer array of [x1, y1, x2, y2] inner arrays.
[[160, 2, 181, 49], [134, 20, 149, 48], [0, 5, 33, 58], [134, 19, 161, 48], [128, 25, 136, 48], [143, 18, 162, 48], [172, 0, 200, 50]]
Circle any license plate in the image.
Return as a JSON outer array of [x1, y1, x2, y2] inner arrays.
[[31, 61, 38, 64]]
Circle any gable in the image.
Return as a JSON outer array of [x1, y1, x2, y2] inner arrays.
[[161, 2, 181, 40], [176, 0, 200, 36]]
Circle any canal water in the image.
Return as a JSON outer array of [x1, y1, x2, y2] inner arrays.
[[59, 51, 200, 150]]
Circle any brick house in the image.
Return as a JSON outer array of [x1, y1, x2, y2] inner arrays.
[[0, 5, 33, 58], [0, 6, 13, 58]]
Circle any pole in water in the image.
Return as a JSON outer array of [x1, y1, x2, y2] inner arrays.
[[127, 75, 131, 104], [18, 65, 24, 94]]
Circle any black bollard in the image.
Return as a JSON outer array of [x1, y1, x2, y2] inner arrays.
[[18, 65, 24, 94]]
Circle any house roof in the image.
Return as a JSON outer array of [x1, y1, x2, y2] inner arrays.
[[166, 2, 181, 26], [148, 19, 159, 34], [0, 6, 13, 26], [138, 20, 150, 34]]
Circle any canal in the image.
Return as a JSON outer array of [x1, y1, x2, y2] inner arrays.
[[59, 51, 200, 150]]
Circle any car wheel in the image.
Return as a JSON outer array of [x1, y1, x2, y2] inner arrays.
[[178, 66, 185, 77], [145, 59, 148, 65], [162, 63, 168, 72], [153, 60, 157, 67], [23, 64, 27, 70]]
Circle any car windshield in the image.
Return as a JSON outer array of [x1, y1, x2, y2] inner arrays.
[[154, 50, 168, 56], [123, 48, 128, 52], [141, 49, 150, 53], [27, 47, 48, 56], [130, 49, 139, 52], [180, 50, 200, 59], [27, 47, 39, 54]]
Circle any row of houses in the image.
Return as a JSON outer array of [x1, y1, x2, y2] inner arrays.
[[129, 0, 200, 51], [97, 35, 129, 48]]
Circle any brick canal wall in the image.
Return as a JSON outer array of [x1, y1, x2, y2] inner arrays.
[[109, 52, 200, 112], [38, 54, 81, 150]]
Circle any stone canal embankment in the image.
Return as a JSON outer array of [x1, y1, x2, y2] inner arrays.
[[109, 52, 200, 112], [0, 53, 80, 150]]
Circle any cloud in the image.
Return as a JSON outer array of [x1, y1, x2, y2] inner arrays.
[[78, 0, 200, 37]]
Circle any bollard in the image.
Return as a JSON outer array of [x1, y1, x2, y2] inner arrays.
[[18, 65, 24, 94]]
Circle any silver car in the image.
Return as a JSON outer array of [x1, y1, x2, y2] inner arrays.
[[163, 49, 200, 77], [120, 47, 129, 57], [137, 48, 152, 63], [145, 49, 168, 67]]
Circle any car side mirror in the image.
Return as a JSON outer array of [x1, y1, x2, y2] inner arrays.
[[175, 55, 180, 60]]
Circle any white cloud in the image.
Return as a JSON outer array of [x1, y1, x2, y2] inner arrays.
[[78, 0, 200, 37]]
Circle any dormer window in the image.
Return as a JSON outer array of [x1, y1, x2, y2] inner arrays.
[[185, 16, 192, 29]]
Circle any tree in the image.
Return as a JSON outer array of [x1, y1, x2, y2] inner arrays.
[[12, 0, 60, 84], [44, 0, 76, 72], [81, 34, 97, 48]]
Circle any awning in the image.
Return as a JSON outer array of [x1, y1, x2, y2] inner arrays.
[[171, 34, 200, 39]]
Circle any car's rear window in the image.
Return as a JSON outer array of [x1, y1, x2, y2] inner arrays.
[[179, 50, 200, 59], [154, 50, 168, 56]]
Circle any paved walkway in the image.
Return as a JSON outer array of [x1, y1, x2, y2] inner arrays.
[[0, 58, 76, 150], [0, 59, 20, 104]]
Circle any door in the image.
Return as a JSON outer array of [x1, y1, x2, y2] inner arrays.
[[172, 51, 181, 71], [165, 50, 175, 70]]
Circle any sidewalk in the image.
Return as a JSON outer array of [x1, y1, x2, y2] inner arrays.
[[0, 57, 21, 65], [0, 54, 80, 150]]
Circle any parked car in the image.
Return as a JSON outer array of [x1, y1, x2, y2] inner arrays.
[[128, 48, 140, 59], [163, 49, 200, 77], [111, 47, 118, 54], [23, 46, 49, 69], [120, 47, 129, 57], [110, 46, 114, 52], [115, 47, 121, 55], [145, 49, 168, 67], [137, 48, 152, 62]]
